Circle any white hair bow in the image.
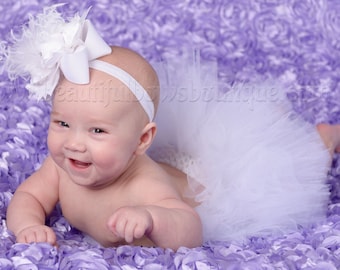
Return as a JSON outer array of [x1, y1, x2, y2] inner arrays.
[[4, 6, 111, 99], [4, 5, 155, 121]]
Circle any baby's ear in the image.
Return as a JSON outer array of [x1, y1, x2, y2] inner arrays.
[[135, 122, 157, 155]]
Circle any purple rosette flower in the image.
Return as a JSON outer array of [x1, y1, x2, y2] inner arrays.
[[0, 192, 11, 218], [150, 6, 193, 55], [133, 247, 174, 269], [253, 11, 292, 49], [294, 30, 324, 53], [0, 2, 39, 36], [7, 243, 58, 269], [114, 245, 138, 266], [121, 20, 157, 55], [129, 0, 154, 13], [0, 157, 9, 186], [217, 2, 258, 76], [255, 0, 287, 6], [290, 0, 324, 25], [0, 258, 13, 270], [321, 2, 340, 54], [108, 245, 174, 269], [59, 248, 110, 270], [89, 4, 128, 44], [174, 247, 222, 269], [218, 1, 254, 31]]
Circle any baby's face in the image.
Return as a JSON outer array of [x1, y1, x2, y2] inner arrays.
[[47, 70, 147, 188]]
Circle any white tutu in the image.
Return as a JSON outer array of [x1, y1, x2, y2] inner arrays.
[[148, 52, 331, 242]]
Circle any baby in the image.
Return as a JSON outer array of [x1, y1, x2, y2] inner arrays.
[[6, 45, 202, 250], [5, 6, 340, 250]]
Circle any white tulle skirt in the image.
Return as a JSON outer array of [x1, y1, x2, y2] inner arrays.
[[148, 53, 331, 242]]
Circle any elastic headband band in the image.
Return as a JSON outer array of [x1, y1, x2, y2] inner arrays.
[[89, 60, 154, 121]]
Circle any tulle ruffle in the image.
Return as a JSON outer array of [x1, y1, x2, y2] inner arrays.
[[149, 53, 331, 242]]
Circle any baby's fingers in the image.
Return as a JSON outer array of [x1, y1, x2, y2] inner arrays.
[[114, 220, 143, 243], [16, 226, 56, 246], [107, 206, 153, 244], [112, 217, 128, 240], [124, 221, 140, 243], [37, 227, 56, 245], [107, 213, 136, 243]]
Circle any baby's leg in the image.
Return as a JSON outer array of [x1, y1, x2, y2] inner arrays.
[[317, 123, 340, 156]]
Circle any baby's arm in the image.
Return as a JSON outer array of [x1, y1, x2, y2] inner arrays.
[[142, 199, 203, 249], [6, 156, 59, 245], [107, 181, 202, 250]]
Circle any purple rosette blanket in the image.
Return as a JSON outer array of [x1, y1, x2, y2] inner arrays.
[[0, 1, 340, 269]]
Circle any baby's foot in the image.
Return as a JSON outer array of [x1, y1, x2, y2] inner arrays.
[[331, 125, 340, 153], [317, 123, 340, 154]]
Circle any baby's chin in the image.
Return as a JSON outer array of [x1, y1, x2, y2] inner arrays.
[[69, 174, 117, 190], [69, 176, 110, 189]]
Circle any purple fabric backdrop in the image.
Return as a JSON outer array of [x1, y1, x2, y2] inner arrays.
[[1, 0, 340, 269]]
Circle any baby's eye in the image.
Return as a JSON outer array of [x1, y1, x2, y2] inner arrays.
[[92, 128, 105, 134], [58, 121, 69, 128]]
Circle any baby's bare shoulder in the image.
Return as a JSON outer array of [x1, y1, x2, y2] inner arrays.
[[15, 155, 60, 213], [128, 156, 187, 201], [18, 156, 59, 190]]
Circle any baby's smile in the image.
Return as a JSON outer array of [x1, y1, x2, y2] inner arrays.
[[69, 159, 92, 169]]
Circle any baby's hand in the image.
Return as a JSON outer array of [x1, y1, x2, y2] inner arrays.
[[107, 206, 153, 243], [16, 225, 57, 246]]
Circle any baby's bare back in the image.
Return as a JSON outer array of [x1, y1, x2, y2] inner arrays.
[[58, 155, 195, 247]]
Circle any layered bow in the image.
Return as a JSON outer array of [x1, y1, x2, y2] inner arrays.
[[5, 6, 112, 99]]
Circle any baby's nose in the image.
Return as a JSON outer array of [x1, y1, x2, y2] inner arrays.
[[64, 132, 86, 152]]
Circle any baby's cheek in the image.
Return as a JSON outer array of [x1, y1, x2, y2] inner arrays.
[[47, 131, 63, 160], [47, 132, 57, 152], [93, 152, 118, 170], [92, 148, 129, 174]]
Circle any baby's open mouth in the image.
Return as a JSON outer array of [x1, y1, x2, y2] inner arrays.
[[70, 159, 91, 168]]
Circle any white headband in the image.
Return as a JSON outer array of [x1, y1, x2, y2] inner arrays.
[[89, 60, 154, 121], [3, 6, 155, 121]]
